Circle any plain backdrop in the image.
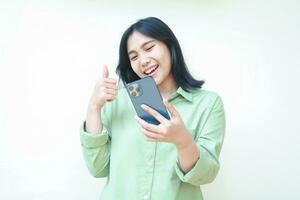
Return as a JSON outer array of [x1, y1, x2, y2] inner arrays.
[[1, 0, 299, 199]]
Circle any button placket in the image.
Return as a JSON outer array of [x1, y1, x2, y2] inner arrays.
[[141, 142, 156, 200]]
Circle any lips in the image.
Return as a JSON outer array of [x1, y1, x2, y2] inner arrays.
[[144, 65, 159, 76]]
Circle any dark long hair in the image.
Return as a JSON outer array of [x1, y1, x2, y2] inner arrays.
[[116, 17, 204, 92]]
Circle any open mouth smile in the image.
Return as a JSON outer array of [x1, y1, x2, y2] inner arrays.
[[144, 65, 159, 76]]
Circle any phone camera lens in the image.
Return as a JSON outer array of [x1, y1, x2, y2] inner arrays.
[[128, 86, 134, 91], [131, 91, 137, 97]]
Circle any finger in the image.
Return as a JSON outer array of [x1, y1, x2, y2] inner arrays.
[[142, 133, 157, 142], [104, 82, 118, 90], [105, 94, 116, 101], [105, 88, 118, 95], [144, 137, 157, 142], [134, 115, 161, 133], [141, 104, 169, 124], [102, 65, 109, 78], [140, 127, 164, 141], [163, 99, 179, 118], [103, 78, 117, 84]]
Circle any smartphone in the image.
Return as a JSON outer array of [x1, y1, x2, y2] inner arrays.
[[125, 76, 170, 125]]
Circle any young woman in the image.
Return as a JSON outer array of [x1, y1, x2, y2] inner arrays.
[[80, 17, 225, 200]]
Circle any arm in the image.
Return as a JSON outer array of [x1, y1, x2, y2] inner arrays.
[[85, 103, 103, 134], [174, 96, 226, 186], [175, 133, 199, 174], [80, 105, 111, 178], [134, 94, 225, 186], [80, 65, 117, 177]]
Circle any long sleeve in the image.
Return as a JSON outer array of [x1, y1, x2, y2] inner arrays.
[[174, 95, 225, 186], [80, 104, 113, 178]]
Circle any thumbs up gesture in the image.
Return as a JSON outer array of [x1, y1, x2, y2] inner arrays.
[[89, 65, 118, 110]]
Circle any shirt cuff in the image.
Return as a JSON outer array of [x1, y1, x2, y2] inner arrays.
[[174, 145, 214, 185], [80, 121, 110, 148]]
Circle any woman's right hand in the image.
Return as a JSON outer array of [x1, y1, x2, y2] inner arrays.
[[88, 65, 118, 111]]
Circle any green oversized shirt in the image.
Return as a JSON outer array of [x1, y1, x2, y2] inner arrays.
[[80, 87, 225, 200]]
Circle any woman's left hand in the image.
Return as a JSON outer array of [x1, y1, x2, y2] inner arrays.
[[135, 100, 192, 148]]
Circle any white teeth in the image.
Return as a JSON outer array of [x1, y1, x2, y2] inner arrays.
[[145, 67, 155, 74], [144, 65, 158, 74]]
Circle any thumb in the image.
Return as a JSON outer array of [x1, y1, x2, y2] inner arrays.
[[102, 65, 109, 78]]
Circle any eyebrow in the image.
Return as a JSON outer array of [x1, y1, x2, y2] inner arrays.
[[128, 39, 155, 55]]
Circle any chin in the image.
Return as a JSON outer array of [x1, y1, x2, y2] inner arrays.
[[153, 77, 162, 85], [140, 75, 162, 86]]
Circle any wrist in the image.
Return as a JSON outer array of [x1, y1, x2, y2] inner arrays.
[[175, 131, 194, 150], [88, 99, 103, 111], [87, 104, 102, 116]]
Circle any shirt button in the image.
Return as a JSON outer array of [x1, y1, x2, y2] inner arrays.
[[143, 194, 148, 199], [147, 161, 152, 166]]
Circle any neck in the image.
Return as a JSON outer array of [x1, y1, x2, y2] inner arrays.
[[158, 77, 178, 100]]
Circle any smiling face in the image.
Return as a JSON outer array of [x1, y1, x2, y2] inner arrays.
[[127, 31, 177, 91]]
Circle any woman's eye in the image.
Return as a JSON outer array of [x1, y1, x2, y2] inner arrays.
[[130, 56, 137, 61], [146, 45, 154, 51]]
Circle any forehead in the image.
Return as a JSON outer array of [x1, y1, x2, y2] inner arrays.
[[127, 31, 154, 51]]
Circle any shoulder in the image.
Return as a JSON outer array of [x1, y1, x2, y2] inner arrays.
[[192, 88, 222, 102], [115, 87, 130, 103], [102, 87, 128, 112], [190, 89, 225, 123], [190, 88, 224, 111], [101, 87, 131, 121], [106, 87, 131, 111]]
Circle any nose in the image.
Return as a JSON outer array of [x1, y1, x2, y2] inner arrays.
[[141, 57, 151, 68]]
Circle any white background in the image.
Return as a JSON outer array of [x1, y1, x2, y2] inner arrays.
[[1, 0, 299, 199]]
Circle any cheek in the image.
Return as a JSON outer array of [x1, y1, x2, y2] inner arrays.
[[156, 47, 171, 66], [130, 62, 142, 75], [159, 53, 171, 71]]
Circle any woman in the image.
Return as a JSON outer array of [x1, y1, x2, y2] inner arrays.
[[80, 17, 225, 200]]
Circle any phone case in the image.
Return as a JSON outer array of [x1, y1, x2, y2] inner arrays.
[[125, 76, 170, 125]]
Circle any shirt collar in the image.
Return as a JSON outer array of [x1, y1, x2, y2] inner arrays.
[[168, 87, 193, 102]]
